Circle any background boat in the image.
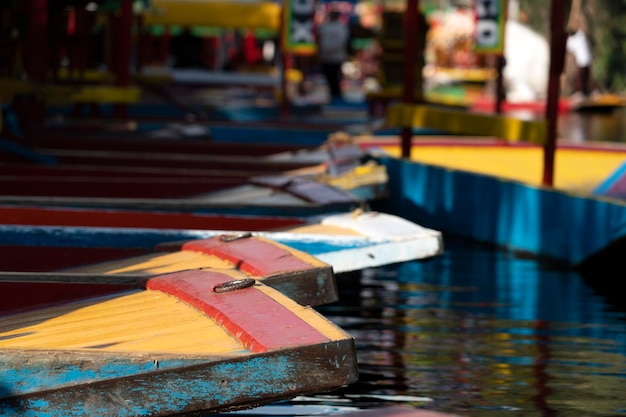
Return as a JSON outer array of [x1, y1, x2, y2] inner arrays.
[[1, 133, 387, 216], [359, 135, 626, 268]]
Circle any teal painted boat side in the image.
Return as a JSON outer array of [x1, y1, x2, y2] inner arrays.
[[0, 348, 208, 397], [0, 343, 356, 417], [374, 156, 626, 265]]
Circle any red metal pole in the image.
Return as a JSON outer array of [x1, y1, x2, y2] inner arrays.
[[400, 0, 419, 158], [543, 0, 567, 187]]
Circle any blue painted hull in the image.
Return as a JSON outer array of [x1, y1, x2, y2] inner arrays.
[[373, 155, 626, 266], [0, 338, 355, 417]]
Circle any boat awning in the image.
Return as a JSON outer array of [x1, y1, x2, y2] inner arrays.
[[143, 0, 282, 31]]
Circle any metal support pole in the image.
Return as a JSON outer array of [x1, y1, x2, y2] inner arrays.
[[400, 0, 420, 158], [543, 0, 567, 187]]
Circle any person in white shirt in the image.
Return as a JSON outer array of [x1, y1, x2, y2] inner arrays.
[[317, 10, 350, 101], [566, 27, 593, 97]]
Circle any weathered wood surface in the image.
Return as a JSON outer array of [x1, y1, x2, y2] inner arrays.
[[0, 269, 358, 417], [0, 233, 337, 313]]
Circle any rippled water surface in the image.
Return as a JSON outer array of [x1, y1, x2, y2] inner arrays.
[[218, 237, 626, 417]]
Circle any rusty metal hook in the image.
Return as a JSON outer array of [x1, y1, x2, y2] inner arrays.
[[213, 278, 256, 293], [219, 232, 253, 242]]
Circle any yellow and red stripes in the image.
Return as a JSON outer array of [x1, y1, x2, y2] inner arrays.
[[0, 269, 346, 355], [147, 269, 340, 353], [181, 234, 328, 277]]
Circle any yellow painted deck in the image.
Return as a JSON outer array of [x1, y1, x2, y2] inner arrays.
[[359, 137, 626, 195], [0, 289, 244, 354], [66, 235, 328, 276], [68, 250, 235, 275], [0, 270, 346, 355]]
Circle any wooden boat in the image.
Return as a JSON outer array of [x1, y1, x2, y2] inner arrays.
[[0, 230, 338, 309], [0, 207, 443, 280], [1, 134, 388, 215], [0, 268, 358, 416], [357, 136, 626, 267], [568, 93, 626, 113]]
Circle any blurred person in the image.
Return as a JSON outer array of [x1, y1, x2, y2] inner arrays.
[[317, 10, 350, 101], [566, 26, 593, 98]]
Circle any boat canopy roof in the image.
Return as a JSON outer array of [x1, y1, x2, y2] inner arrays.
[[143, 0, 282, 30]]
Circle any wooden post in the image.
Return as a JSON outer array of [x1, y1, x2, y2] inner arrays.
[[543, 0, 567, 187], [400, 0, 420, 158], [495, 54, 506, 114]]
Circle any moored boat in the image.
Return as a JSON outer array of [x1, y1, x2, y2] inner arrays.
[[0, 268, 358, 417], [0, 231, 337, 310], [0, 135, 388, 216], [0, 208, 444, 305]]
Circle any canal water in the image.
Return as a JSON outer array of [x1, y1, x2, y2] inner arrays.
[[214, 109, 626, 417], [215, 237, 626, 417]]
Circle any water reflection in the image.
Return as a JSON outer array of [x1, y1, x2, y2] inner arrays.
[[218, 237, 625, 417], [559, 107, 626, 143], [312, 238, 626, 417]]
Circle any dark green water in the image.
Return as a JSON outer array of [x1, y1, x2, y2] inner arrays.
[[220, 237, 626, 417]]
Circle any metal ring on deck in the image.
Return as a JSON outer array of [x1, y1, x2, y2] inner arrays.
[[213, 278, 256, 293], [219, 232, 253, 242]]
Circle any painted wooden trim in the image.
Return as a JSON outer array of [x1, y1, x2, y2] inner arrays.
[[0, 222, 443, 274], [375, 155, 626, 265], [0, 205, 305, 230], [181, 234, 328, 276], [0, 340, 358, 417], [386, 103, 547, 144], [146, 269, 332, 353]]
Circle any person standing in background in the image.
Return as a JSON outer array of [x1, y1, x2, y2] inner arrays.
[[566, 26, 593, 98], [317, 10, 350, 102]]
